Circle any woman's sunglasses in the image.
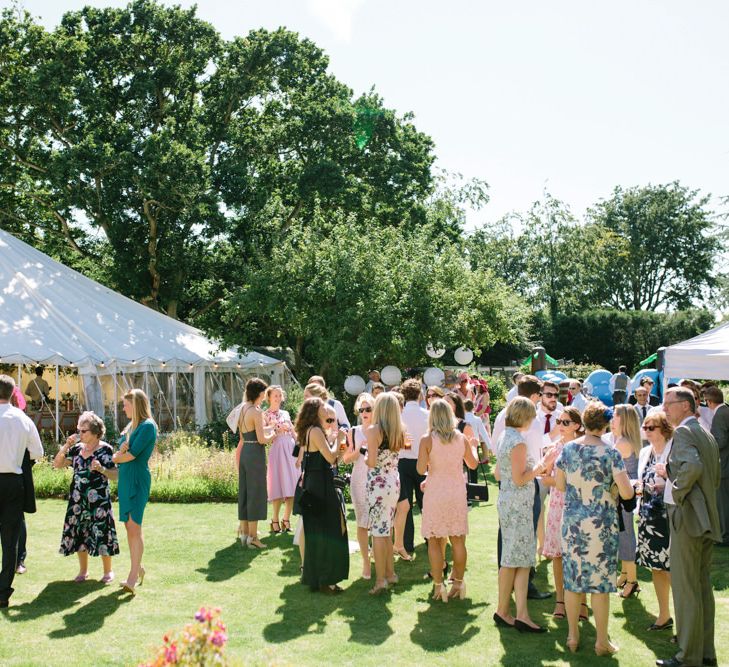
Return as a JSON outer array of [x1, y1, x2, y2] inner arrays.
[[359, 407, 372, 414], [643, 425, 658, 432], [555, 419, 573, 426]]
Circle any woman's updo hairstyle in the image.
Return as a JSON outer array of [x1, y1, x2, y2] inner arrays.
[[582, 400, 612, 432], [245, 377, 269, 403]]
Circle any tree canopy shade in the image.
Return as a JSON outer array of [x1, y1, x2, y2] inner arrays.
[[0, 0, 435, 320]]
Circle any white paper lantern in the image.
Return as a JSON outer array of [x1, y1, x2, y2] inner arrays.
[[380, 365, 402, 386], [344, 375, 366, 396], [426, 342, 445, 359], [423, 367, 445, 387], [453, 346, 473, 366]]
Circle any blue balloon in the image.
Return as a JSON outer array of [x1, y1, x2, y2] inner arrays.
[[585, 369, 613, 405]]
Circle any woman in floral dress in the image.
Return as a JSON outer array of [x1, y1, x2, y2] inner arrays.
[[555, 402, 635, 656], [53, 411, 119, 583], [541, 406, 583, 620], [636, 410, 674, 631], [365, 392, 403, 595]]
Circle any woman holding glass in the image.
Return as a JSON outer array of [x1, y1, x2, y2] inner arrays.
[[54, 411, 119, 583], [636, 410, 674, 631]]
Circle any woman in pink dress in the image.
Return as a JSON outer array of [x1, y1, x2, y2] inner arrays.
[[264, 386, 298, 533], [541, 406, 584, 619], [417, 399, 478, 602]]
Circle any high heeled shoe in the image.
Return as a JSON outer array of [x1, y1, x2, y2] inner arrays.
[[566, 636, 580, 653], [246, 536, 266, 549], [514, 619, 547, 634], [432, 582, 448, 603], [448, 578, 466, 600], [281, 518, 291, 532], [138, 567, 146, 587], [580, 602, 589, 622], [617, 571, 628, 589], [270, 520, 281, 533], [395, 548, 413, 561], [594, 640, 618, 656], [120, 581, 136, 596], [619, 581, 641, 599]]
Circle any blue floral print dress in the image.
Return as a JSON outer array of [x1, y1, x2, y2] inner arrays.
[[556, 441, 625, 593]]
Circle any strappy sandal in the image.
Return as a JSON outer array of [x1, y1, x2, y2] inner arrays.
[[395, 548, 413, 561], [579, 603, 589, 622], [270, 520, 281, 533], [553, 600, 566, 619], [281, 518, 291, 532], [616, 571, 628, 589]]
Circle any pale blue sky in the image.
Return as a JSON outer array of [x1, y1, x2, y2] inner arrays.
[[13, 0, 729, 225]]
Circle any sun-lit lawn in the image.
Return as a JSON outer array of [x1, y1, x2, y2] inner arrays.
[[2, 498, 728, 666]]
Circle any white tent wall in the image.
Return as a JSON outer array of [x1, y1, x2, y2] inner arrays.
[[1, 228, 292, 437], [663, 321, 729, 382]]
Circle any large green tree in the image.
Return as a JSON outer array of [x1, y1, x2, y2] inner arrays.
[[0, 0, 435, 319], [218, 213, 529, 383]]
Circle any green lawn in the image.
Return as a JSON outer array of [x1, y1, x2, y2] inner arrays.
[[2, 498, 728, 666]]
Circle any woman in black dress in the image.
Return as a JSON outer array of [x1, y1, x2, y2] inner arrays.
[[53, 411, 119, 583], [636, 410, 674, 631], [294, 398, 349, 594]]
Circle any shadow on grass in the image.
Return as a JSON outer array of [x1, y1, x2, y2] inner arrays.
[[48, 589, 130, 638], [196, 540, 261, 582], [614, 591, 673, 659], [263, 581, 350, 643], [5, 580, 104, 622], [410, 597, 486, 651]]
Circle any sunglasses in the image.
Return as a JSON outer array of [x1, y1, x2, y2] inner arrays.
[[325, 418, 336, 424], [555, 419, 573, 426], [359, 407, 372, 414], [542, 392, 558, 398], [643, 425, 658, 432], [77, 429, 89, 434]]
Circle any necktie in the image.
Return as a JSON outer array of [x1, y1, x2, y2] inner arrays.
[[544, 413, 551, 435], [642, 406, 647, 420]]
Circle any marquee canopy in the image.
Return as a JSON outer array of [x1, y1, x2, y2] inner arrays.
[[0, 228, 281, 376], [663, 321, 729, 381]]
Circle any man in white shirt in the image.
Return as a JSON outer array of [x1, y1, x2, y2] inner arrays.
[[364, 370, 381, 394], [394, 379, 429, 557], [307, 376, 351, 429], [568, 379, 589, 413], [0, 375, 43, 607], [505, 371, 524, 403], [609, 365, 631, 405], [536, 381, 563, 443]]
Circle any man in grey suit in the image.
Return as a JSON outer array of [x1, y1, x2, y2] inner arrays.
[[705, 386, 729, 545], [656, 388, 721, 667]]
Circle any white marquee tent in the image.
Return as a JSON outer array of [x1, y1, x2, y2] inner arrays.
[[664, 321, 729, 381], [0, 228, 290, 436]]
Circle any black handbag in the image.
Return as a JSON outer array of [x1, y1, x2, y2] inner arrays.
[[467, 460, 489, 502]]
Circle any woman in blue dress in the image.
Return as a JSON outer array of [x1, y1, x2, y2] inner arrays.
[[113, 388, 157, 595], [555, 401, 635, 656]]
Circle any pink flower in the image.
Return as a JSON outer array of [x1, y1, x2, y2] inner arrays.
[[210, 631, 228, 647], [164, 643, 178, 663]]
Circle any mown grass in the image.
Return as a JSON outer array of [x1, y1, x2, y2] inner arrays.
[[2, 497, 729, 666]]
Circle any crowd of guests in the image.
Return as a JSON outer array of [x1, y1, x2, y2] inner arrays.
[[1, 364, 728, 666]]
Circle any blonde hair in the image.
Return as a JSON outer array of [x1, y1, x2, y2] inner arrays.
[[355, 392, 374, 414], [372, 392, 404, 452], [304, 383, 329, 401], [265, 384, 287, 404], [614, 404, 642, 456], [505, 396, 537, 429], [428, 399, 457, 442], [122, 388, 154, 435]]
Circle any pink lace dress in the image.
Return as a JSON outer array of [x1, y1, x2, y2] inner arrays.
[[421, 432, 469, 539], [542, 440, 566, 558]]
